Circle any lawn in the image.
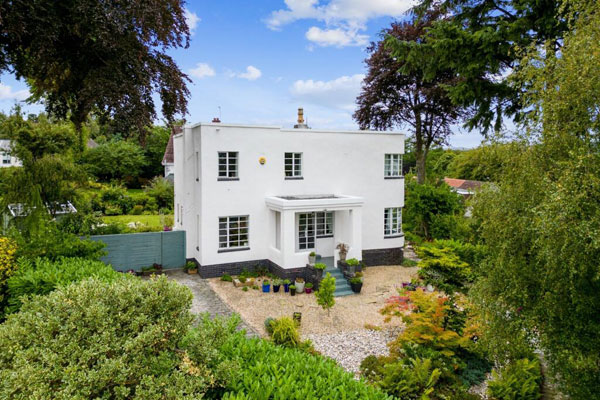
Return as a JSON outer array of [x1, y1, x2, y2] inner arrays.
[[102, 214, 172, 228]]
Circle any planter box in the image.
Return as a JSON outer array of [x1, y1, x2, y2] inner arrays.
[[233, 278, 255, 288], [186, 269, 198, 275]]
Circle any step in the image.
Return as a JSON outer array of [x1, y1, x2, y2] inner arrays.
[[334, 289, 354, 297]]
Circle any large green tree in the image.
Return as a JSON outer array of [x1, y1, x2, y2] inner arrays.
[[472, 1, 600, 396], [392, 0, 571, 133], [0, 0, 190, 147]]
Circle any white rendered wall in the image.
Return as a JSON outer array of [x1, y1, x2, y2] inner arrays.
[[174, 123, 405, 269], [0, 140, 21, 168]]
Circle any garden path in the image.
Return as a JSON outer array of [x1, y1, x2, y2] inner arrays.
[[166, 270, 259, 337]]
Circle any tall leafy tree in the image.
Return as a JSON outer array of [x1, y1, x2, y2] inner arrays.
[[472, 1, 600, 396], [354, 11, 464, 184], [0, 0, 191, 147], [394, 0, 571, 133]]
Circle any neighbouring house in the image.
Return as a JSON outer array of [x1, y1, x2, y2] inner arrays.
[[162, 126, 180, 181], [0, 139, 22, 168], [443, 177, 485, 198], [173, 109, 405, 278], [2, 202, 77, 233]]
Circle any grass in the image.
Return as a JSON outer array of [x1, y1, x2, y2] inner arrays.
[[402, 258, 419, 267], [102, 214, 172, 228]]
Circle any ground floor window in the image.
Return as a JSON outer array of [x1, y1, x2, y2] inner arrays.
[[219, 215, 249, 249], [384, 207, 402, 237], [315, 211, 333, 237], [298, 212, 315, 250]]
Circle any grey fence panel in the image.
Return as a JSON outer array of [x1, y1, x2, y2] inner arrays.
[[89, 231, 186, 272]]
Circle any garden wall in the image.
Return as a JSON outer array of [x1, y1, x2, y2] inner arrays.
[[89, 230, 186, 271]]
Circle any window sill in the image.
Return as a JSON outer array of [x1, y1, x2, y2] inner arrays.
[[384, 233, 405, 239], [384, 176, 404, 179], [217, 177, 240, 181], [316, 234, 334, 239], [285, 176, 304, 180], [218, 247, 250, 253]]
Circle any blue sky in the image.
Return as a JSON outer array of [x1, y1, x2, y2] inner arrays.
[[0, 0, 485, 148]]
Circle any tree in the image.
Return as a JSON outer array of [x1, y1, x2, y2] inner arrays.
[[142, 125, 172, 178], [316, 273, 335, 315], [82, 140, 147, 183], [354, 11, 464, 184], [0, 0, 191, 147], [471, 2, 600, 396], [394, 0, 572, 134]]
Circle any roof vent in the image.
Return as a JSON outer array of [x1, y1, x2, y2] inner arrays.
[[212, 117, 221, 123], [293, 107, 309, 129]]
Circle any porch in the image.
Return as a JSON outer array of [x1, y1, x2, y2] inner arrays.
[[265, 194, 364, 272]]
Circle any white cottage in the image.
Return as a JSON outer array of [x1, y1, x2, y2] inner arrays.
[[173, 110, 405, 278], [0, 140, 21, 168]]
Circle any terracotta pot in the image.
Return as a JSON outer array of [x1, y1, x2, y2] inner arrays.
[[186, 269, 198, 275]]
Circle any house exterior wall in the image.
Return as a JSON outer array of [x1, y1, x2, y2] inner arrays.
[[0, 140, 21, 168], [174, 123, 405, 271]]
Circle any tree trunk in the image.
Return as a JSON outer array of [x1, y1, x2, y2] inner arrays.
[[414, 118, 426, 184]]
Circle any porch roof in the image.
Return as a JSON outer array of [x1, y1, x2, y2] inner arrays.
[[265, 194, 363, 212]]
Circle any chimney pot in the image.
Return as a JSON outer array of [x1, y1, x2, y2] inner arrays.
[[212, 117, 221, 123], [293, 107, 309, 129]]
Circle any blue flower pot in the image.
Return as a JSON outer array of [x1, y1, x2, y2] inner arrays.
[[284, 284, 290, 292], [262, 284, 270, 293]]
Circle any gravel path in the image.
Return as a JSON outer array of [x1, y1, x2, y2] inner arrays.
[[305, 328, 400, 374], [166, 270, 259, 337]]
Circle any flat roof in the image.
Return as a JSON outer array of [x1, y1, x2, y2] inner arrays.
[[185, 122, 404, 137], [265, 194, 364, 211]]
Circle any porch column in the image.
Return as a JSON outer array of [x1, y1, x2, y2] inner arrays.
[[280, 209, 296, 269], [348, 207, 363, 260]]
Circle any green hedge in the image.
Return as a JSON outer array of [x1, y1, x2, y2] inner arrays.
[[220, 335, 394, 399], [5, 257, 121, 314]]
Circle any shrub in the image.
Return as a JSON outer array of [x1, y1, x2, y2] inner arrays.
[[416, 245, 472, 294], [5, 257, 122, 314], [270, 317, 301, 348], [264, 317, 276, 335], [220, 335, 392, 399], [314, 262, 327, 270], [130, 204, 144, 215], [221, 274, 233, 282], [0, 277, 221, 399], [346, 258, 360, 266], [145, 177, 174, 211], [488, 358, 542, 400], [0, 237, 17, 319], [83, 140, 147, 182], [316, 272, 336, 315]]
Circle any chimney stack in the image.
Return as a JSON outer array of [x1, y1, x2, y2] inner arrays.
[[212, 117, 221, 123], [293, 107, 309, 129]]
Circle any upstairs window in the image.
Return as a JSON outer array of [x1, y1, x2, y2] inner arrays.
[[285, 152, 302, 178], [384, 207, 402, 237], [1, 152, 10, 165], [219, 215, 249, 249], [218, 152, 238, 179], [384, 154, 402, 177]]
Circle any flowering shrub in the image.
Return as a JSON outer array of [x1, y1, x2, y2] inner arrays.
[[0, 237, 17, 319]]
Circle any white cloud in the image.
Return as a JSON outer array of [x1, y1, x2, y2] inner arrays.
[[0, 83, 30, 101], [267, 0, 414, 47], [305, 26, 368, 47], [290, 74, 365, 110], [189, 63, 215, 79], [234, 66, 262, 81], [185, 8, 201, 34]]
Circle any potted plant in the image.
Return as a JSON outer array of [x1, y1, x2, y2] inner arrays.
[[305, 282, 314, 294], [294, 277, 305, 293], [283, 279, 291, 292], [308, 251, 316, 265], [290, 285, 296, 296], [141, 263, 163, 276], [272, 279, 282, 293], [349, 276, 363, 293], [346, 258, 359, 275], [184, 261, 198, 275], [336, 242, 349, 261], [313, 262, 326, 279], [262, 280, 271, 293]]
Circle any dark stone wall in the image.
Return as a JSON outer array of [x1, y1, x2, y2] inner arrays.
[[362, 247, 404, 266], [197, 258, 308, 281]]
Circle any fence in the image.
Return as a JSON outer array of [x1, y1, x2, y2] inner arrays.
[[89, 230, 186, 272]]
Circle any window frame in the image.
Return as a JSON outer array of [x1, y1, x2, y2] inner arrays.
[[1, 151, 10, 165], [384, 207, 403, 237], [218, 215, 250, 251], [384, 154, 402, 178], [315, 211, 333, 237], [284, 152, 302, 178], [297, 212, 315, 250], [218, 151, 239, 180]]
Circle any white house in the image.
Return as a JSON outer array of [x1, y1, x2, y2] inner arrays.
[[162, 126, 179, 180], [0, 140, 21, 168], [173, 110, 405, 278]]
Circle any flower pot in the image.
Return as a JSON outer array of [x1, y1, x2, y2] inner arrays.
[[186, 269, 198, 275], [350, 282, 363, 293], [347, 265, 356, 276], [294, 281, 305, 293], [315, 269, 323, 279], [273, 284, 281, 293], [262, 284, 270, 293], [283, 283, 290, 292], [339, 253, 347, 261], [290, 288, 296, 296], [305, 287, 313, 294], [308, 255, 316, 265]]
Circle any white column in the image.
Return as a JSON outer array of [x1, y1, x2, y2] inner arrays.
[[348, 207, 363, 260], [280, 210, 296, 269]]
